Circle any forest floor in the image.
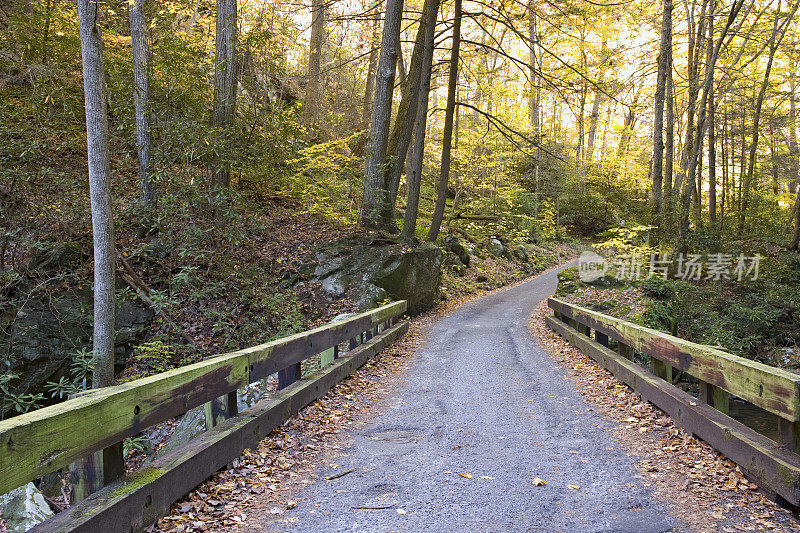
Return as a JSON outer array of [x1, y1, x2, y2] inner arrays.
[[152, 263, 800, 533]]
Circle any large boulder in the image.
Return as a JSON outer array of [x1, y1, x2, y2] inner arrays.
[[487, 238, 512, 260], [444, 236, 470, 267], [27, 242, 83, 272], [512, 245, 529, 262], [0, 483, 54, 533], [3, 289, 153, 400], [308, 238, 442, 315]]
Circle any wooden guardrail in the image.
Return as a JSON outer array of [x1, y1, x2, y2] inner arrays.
[[547, 297, 800, 506], [0, 300, 408, 532]]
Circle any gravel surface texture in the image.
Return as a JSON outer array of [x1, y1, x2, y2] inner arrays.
[[276, 265, 677, 532]]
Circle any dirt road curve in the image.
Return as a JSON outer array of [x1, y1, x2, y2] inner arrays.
[[268, 265, 676, 532]]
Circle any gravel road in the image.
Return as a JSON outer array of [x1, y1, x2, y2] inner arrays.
[[273, 265, 677, 532]]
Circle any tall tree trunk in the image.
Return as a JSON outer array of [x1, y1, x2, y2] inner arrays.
[[362, 0, 403, 229], [793, 186, 800, 250], [382, 0, 441, 229], [402, 0, 438, 240], [78, 0, 116, 396], [738, 1, 796, 234], [75, 0, 121, 501], [427, 0, 461, 242], [307, 0, 325, 125], [664, 57, 675, 216], [790, 71, 799, 195], [708, 85, 717, 227], [528, 0, 539, 135], [678, 0, 745, 252], [720, 104, 728, 228], [129, 0, 154, 208], [652, 0, 672, 238], [362, 3, 382, 128], [211, 0, 238, 188], [586, 40, 608, 165]]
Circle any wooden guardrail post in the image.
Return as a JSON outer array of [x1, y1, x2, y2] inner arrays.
[[595, 331, 609, 347], [204, 390, 239, 428], [70, 442, 125, 503], [278, 362, 303, 389], [698, 380, 729, 415], [650, 358, 673, 384], [617, 342, 633, 361], [779, 419, 800, 454]]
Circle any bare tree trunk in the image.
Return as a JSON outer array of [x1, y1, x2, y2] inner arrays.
[[528, 0, 539, 134], [129, 0, 154, 207], [586, 40, 608, 165], [402, 0, 438, 240], [790, 71, 799, 195], [652, 0, 672, 238], [211, 0, 238, 188], [427, 0, 461, 242], [307, 0, 325, 125], [362, 0, 403, 229], [75, 0, 121, 501], [793, 186, 800, 250], [738, 0, 796, 234], [382, 0, 441, 229], [664, 57, 675, 216], [362, 3, 382, 128], [678, 0, 745, 252], [708, 84, 717, 227]]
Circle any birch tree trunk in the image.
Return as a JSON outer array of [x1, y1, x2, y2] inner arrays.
[[128, 0, 154, 207], [211, 0, 238, 188], [427, 0, 461, 242], [362, 0, 403, 229]]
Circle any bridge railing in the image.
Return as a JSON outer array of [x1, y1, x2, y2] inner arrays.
[[0, 300, 408, 531], [546, 297, 800, 505]]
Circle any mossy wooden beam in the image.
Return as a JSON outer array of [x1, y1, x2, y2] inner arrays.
[[242, 300, 406, 381], [0, 352, 250, 496], [31, 320, 409, 533], [548, 298, 800, 421], [546, 316, 800, 506], [0, 300, 407, 496]]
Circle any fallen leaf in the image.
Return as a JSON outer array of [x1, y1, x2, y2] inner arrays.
[[480, 476, 494, 480], [396, 509, 407, 515], [458, 473, 472, 479], [568, 484, 580, 490], [532, 477, 547, 486]]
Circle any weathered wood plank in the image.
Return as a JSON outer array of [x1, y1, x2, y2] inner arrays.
[[650, 358, 672, 384], [32, 320, 409, 533], [244, 300, 406, 381], [320, 347, 335, 366], [0, 352, 249, 496], [546, 316, 800, 506], [548, 298, 800, 421], [0, 300, 407, 496]]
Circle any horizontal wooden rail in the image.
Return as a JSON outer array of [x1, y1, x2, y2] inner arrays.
[[0, 300, 407, 496], [546, 314, 800, 506], [548, 298, 800, 421], [32, 319, 409, 533]]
